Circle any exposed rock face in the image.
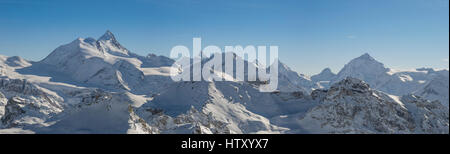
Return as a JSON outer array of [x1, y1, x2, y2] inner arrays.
[[324, 53, 449, 105], [0, 78, 43, 96], [311, 89, 327, 101], [0, 92, 6, 116], [1, 97, 26, 127], [0, 78, 63, 128], [134, 106, 230, 134], [1, 32, 448, 134], [400, 94, 449, 133], [299, 77, 449, 134]]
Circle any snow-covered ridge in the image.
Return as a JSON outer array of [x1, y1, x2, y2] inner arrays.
[[38, 31, 175, 94], [311, 68, 336, 82], [299, 77, 448, 133], [0, 31, 448, 134], [313, 53, 449, 108]]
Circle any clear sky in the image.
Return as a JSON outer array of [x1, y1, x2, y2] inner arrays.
[[0, 0, 448, 75]]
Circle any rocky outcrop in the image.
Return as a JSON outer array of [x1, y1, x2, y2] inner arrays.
[[1, 97, 26, 127], [299, 77, 449, 134], [135, 106, 230, 134], [0, 78, 63, 128], [0, 92, 8, 120]]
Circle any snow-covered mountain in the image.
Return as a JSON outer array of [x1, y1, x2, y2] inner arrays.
[[311, 67, 336, 89], [414, 72, 449, 107], [37, 31, 175, 95], [333, 53, 390, 86], [136, 80, 320, 133], [0, 31, 447, 134], [313, 53, 449, 107], [195, 52, 315, 92], [277, 61, 315, 93], [311, 68, 336, 82], [298, 77, 448, 133]]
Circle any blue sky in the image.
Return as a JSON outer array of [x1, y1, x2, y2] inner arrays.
[[0, 0, 448, 75]]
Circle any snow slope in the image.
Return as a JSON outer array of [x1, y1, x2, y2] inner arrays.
[[298, 77, 448, 134], [311, 68, 336, 83], [182, 52, 314, 93], [137, 80, 316, 133], [0, 31, 447, 134], [38, 31, 175, 95], [312, 53, 449, 108]]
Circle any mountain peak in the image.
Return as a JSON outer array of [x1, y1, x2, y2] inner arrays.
[[356, 53, 374, 60], [332, 53, 389, 86], [329, 77, 371, 93], [311, 67, 336, 82], [320, 68, 333, 74], [97, 30, 128, 56], [98, 30, 117, 41], [345, 53, 384, 68]]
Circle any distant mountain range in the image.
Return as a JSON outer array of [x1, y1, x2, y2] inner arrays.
[[0, 31, 448, 134]]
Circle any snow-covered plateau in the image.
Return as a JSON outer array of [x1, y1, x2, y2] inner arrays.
[[0, 31, 448, 134]]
